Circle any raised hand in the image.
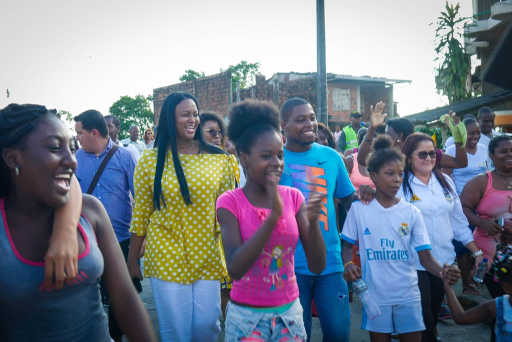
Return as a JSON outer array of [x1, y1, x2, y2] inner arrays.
[[306, 191, 323, 222], [265, 173, 283, 219], [370, 102, 387, 128]]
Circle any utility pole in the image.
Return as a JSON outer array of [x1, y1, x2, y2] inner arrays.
[[316, 0, 328, 126]]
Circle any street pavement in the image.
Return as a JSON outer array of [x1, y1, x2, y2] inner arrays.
[[128, 259, 492, 341]]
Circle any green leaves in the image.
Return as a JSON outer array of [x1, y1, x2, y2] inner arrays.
[[226, 60, 261, 92], [432, 1, 472, 104], [109, 95, 154, 140], [179, 70, 206, 82]]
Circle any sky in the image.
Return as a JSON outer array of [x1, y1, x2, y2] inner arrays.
[[0, 0, 475, 121]]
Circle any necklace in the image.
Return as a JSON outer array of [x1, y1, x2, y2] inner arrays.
[[495, 170, 512, 189]]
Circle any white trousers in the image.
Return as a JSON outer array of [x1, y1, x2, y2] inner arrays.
[[150, 277, 221, 342]]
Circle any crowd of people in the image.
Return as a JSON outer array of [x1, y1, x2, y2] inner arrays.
[[0, 93, 511, 342]]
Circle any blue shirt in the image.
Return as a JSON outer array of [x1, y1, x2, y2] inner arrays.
[[75, 139, 136, 242], [280, 143, 355, 275]]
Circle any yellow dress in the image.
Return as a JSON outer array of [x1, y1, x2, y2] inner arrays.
[[130, 148, 238, 284]]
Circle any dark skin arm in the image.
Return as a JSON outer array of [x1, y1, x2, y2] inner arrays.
[[357, 102, 386, 167], [45, 174, 81, 289], [440, 111, 468, 169], [82, 195, 157, 342], [338, 131, 347, 152], [418, 250, 460, 284], [439, 143, 468, 169], [343, 242, 460, 285], [295, 195, 326, 274], [461, 173, 504, 237], [443, 271, 496, 325]]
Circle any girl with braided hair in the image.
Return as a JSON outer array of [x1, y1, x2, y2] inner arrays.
[[0, 104, 84, 290], [443, 247, 512, 340], [0, 104, 156, 341]]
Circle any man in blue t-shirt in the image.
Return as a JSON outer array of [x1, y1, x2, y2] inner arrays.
[[280, 98, 374, 342]]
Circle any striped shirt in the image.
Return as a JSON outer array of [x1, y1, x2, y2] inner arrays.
[[75, 139, 136, 242]]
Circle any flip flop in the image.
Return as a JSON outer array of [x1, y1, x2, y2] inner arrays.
[[463, 283, 481, 295]]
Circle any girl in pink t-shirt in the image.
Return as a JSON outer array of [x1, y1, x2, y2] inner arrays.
[[216, 100, 326, 342]]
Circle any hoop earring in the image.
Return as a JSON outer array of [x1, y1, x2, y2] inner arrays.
[[15, 166, 19, 176]]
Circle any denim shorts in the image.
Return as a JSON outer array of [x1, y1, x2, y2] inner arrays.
[[224, 299, 307, 342]]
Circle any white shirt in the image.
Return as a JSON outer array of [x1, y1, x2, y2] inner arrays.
[[479, 129, 499, 170], [120, 138, 146, 157], [396, 173, 473, 271], [445, 143, 488, 195], [342, 199, 431, 305], [444, 136, 455, 150], [238, 162, 246, 187], [116, 140, 139, 163], [334, 131, 342, 143]]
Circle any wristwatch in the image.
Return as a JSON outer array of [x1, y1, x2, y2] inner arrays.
[[472, 250, 483, 258]]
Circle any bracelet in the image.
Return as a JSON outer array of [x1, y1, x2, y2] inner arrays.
[[364, 137, 373, 143], [344, 261, 354, 268], [472, 250, 483, 258]]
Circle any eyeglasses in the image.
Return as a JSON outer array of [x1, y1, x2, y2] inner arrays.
[[414, 151, 436, 160], [203, 128, 222, 138], [146, 132, 153, 136]]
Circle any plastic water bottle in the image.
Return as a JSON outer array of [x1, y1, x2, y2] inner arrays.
[[473, 258, 488, 283], [353, 278, 382, 320]]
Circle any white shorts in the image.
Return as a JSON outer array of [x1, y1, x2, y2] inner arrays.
[[361, 300, 425, 334]]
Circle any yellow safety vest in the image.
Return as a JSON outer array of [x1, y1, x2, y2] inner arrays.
[[343, 125, 358, 149]]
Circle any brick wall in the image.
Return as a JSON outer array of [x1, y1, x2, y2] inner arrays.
[[153, 72, 232, 124], [360, 87, 390, 121], [234, 76, 317, 113], [328, 83, 358, 123]]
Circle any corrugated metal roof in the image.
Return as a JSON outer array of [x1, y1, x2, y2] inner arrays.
[[404, 90, 512, 124]]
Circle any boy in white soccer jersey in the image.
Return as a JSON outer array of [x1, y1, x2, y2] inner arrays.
[[341, 135, 461, 342]]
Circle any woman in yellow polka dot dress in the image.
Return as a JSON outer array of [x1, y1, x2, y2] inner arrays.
[[127, 92, 238, 342]]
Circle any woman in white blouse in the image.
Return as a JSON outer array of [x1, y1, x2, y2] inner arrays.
[[397, 133, 483, 342]]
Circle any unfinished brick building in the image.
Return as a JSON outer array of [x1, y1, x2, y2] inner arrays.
[[153, 71, 409, 129]]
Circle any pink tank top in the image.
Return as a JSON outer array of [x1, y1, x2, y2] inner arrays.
[[474, 171, 512, 260], [349, 153, 375, 191]]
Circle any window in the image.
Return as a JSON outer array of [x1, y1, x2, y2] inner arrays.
[[332, 88, 351, 111]]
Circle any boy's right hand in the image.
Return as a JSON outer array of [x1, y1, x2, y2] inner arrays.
[[343, 263, 362, 282], [441, 263, 460, 286]]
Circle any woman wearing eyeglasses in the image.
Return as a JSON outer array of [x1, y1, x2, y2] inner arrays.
[[143, 129, 155, 149], [396, 133, 482, 342], [200, 112, 225, 148]]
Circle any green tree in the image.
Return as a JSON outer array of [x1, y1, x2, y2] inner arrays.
[[109, 95, 154, 140], [225, 60, 261, 92], [432, 2, 472, 104], [179, 69, 206, 82]]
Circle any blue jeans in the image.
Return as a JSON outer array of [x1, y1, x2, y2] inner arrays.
[[296, 272, 350, 342]]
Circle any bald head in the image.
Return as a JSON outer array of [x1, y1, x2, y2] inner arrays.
[[129, 125, 140, 142]]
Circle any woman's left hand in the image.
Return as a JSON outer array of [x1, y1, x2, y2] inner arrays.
[[357, 185, 375, 205]]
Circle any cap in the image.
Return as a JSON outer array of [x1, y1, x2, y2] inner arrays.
[[350, 110, 362, 118]]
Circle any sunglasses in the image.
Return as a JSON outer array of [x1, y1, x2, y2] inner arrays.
[[146, 132, 153, 135], [414, 151, 436, 160], [203, 128, 222, 138]]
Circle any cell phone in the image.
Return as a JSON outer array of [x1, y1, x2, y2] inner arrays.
[[132, 277, 143, 294], [496, 218, 505, 227]]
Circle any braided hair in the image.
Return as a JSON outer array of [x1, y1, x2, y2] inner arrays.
[[492, 246, 512, 284], [0, 104, 58, 198]]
